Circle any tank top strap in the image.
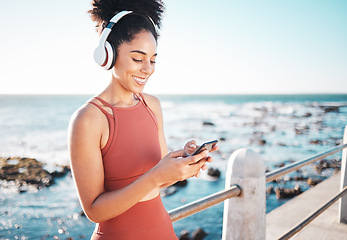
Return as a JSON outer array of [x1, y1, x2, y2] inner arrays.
[[137, 93, 159, 127], [137, 93, 148, 107], [88, 97, 115, 118], [94, 97, 114, 108]]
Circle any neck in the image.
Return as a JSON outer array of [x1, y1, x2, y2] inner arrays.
[[99, 80, 139, 107]]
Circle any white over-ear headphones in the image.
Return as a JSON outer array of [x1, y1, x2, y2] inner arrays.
[[93, 10, 159, 70], [94, 11, 133, 70]]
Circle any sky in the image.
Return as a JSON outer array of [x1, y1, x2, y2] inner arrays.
[[0, 0, 346, 95]]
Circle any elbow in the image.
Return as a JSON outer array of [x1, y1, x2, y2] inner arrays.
[[82, 206, 106, 223], [83, 210, 104, 223], [82, 206, 120, 223]]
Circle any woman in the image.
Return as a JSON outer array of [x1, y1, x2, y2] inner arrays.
[[68, 0, 217, 239]]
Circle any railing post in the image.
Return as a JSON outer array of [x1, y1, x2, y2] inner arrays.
[[339, 125, 347, 223], [222, 148, 266, 240]]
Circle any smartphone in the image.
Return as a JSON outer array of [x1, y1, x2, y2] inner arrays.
[[192, 140, 218, 156]]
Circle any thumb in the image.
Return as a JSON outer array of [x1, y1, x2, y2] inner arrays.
[[168, 149, 185, 158], [185, 150, 209, 165]]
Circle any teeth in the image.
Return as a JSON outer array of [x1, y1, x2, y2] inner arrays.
[[133, 76, 146, 84]]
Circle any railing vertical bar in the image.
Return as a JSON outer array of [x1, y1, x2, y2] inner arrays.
[[339, 125, 347, 223], [278, 186, 347, 240]]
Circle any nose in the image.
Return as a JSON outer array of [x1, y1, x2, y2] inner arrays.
[[141, 60, 154, 74]]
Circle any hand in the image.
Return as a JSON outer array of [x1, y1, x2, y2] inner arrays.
[[152, 149, 210, 186], [183, 140, 219, 178]]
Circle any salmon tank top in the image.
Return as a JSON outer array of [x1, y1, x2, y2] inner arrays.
[[88, 93, 178, 240]]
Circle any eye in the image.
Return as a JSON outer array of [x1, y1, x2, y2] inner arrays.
[[150, 60, 156, 64], [133, 58, 142, 63]]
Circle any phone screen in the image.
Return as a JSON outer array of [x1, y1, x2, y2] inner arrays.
[[192, 140, 218, 156]]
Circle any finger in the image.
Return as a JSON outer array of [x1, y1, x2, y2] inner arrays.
[[187, 140, 197, 149], [186, 150, 208, 164], [195, 171, 201, 178], [201, 164, 207, 170], [205, 156, 213, 163], [210, 145, 219, 152], [184, 140, 197, 156]]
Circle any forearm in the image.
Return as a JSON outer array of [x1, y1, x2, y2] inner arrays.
[[85, 170, 160, 223]]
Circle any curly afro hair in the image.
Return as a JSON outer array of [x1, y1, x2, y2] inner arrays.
[[88, 0, 164, 34], [88, 0, 165, 68]]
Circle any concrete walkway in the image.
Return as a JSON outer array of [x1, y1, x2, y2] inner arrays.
[[266, 172, 347, 240]]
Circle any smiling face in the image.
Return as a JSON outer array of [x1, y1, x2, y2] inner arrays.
[[111, 30, 157, 94]]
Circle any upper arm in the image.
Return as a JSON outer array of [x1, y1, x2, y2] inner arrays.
[[68, 105, 106, 214], [141, 93, 168, 157]]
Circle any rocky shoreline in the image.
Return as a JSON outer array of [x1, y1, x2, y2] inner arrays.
[[0, 157, 70, 193], [0, 155, 341, 240], [266, 158, 341, 199]]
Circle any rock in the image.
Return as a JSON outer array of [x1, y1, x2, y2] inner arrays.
[[314, 159, 341, 173], [179, 230, 190, 240], [310, 139, 323, 145], [294, 125, 309, 135], [290, 175, 306, 181], [192, 228, 207, 240], [303, 112, 312, 118], [275, 185, 302, 199], [207, 168, 221, 178], [266, 185, 274, 194], [321, 106, 340, 113], [160, 186, 177, 197], [307, 177, 322, 186], [173, 180, 188, 187], [274, 162, 285, 168], [51, 165, 71, 178], [250, 137, 267, 146], [0, 157, 70, 192], [202, 121, 215, 126], [80, 210, 86, 217]]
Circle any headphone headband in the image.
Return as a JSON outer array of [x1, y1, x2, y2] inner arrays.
[[94, 10, 158, 70]]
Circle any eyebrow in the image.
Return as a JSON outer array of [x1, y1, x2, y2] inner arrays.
[[130, 50, 157, 57]]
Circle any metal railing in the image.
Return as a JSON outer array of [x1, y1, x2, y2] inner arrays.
[[278, 185, 347, 240], [266, 143, 347, 183], [167, 125, 347, 240], [169, 144, 347, 222], [169, 184, 241, 222]]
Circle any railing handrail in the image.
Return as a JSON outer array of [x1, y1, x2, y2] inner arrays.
[[266, 143, 347, 183], [169, 144, 347, 222], [169, 184, 241, 222], [167, 124, 347, 239], [167, 143, 347, 238], [278, 185, 347, 240]]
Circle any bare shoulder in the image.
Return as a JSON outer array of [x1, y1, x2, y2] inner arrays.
[[69, 99, 104, 132]]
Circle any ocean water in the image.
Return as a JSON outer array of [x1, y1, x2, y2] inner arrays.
[[0, 94, 346, 239]]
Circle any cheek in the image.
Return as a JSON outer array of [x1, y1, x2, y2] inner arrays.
[[114, 61, 137, 77]]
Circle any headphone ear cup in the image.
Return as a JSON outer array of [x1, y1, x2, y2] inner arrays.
[[94, 45, 106, 66], [103, 41, 116, 70]]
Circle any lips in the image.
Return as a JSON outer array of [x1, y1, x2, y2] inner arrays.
[[133, 76, 147, 85]]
